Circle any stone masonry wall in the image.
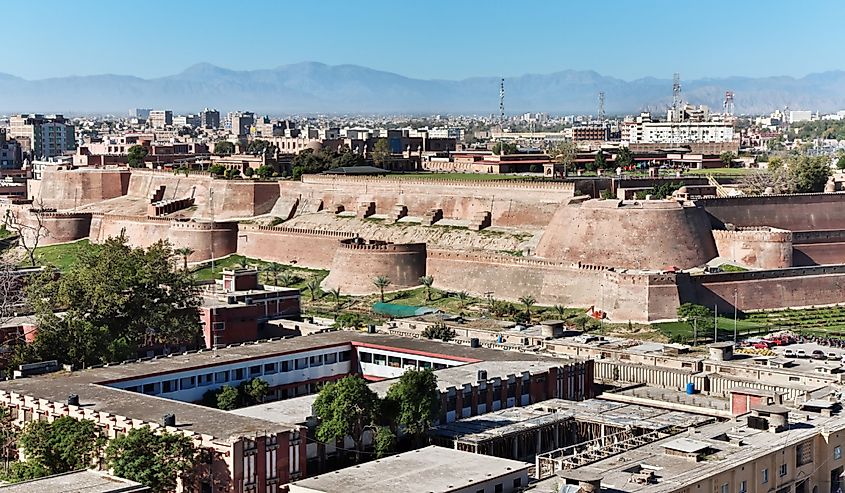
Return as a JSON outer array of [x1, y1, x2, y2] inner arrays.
[[322, 242, 427, 295], [235, 225, 353, 269], [712, 228, 793, 269]]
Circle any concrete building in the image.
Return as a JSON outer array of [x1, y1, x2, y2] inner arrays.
[[288, 446, 530, 493], [173, 114, 200, 128], [201, 108, 221, 129], [8, 114, 75, 158], [788, 110, 814, 124], [148, 110, 173, 129], [133, 108, 152, 120], [0, 130, 21, 168], [230, 111, 255, 138], [0, 470, 149, 492]]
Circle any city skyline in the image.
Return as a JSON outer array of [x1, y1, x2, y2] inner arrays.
[[3, 0, 844, 81]]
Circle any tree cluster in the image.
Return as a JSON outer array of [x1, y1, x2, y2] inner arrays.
[[202, 378, 270, 410], [313, 370, 440, 461], [291, 147, 366, 180], [213, 141, 235, 155], [127, 145, 148, 168], [491, 141, 518, 156], [739, 153, 832, 194], [16, 234, 202, 369], [634, 181, 682, 200], [422, 323, 455, 342]]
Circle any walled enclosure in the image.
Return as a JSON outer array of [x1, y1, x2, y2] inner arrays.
[[535, 198, 718, 270], [712, 227, 793, 269], [30, 168, 131, 208], [699, 193, 845, 231], [323, 240, 427, 295]]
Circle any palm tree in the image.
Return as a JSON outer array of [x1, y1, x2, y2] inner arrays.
[[372, 276, 392, 303], [264, 262, 283, 286], [519, 295, 537, 324], [238, 258, 251, 269], [305, 277, 321, 301], [553, 304, 567, 319], [328, 287, 342, 311], [174, 247, 194, 271], [419, 275, 434, 301], [279, 272, 296, 287], [453, 291, 469, 309]]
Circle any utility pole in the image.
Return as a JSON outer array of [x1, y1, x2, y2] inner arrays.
[[693, 318, 698, 346], [209, 187, 215, 292], [733, 289, 738, 343], [714, 304, 718, 343]]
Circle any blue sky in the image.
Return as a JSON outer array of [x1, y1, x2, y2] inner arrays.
[[7, 0, 844, 81]]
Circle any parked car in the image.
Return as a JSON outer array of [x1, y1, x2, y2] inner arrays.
[[828, 352, 839, 360], [812, 350, 827, 360], [784, 349, 796, 358], [753, 341, 771, 349], [797, 349, 807, 358]]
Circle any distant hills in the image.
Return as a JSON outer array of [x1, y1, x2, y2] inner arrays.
[[1, 62, 844, 115]]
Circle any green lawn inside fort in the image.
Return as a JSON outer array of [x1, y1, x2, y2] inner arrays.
[[388, 172, 537, 181], [685, 167, 756, 176], [32, 239, 99, 270], [191, 254, 328, 291]]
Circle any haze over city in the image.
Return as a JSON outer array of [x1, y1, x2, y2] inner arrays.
[[1, 2, 845, 493]]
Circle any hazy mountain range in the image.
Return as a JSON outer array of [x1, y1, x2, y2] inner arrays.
[[1, 62, 844, 116]]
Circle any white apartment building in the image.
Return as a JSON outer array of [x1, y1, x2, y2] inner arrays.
[[148, 110, 172, 129], [622, 112, 734, 145], [8, 114, 75, 158]]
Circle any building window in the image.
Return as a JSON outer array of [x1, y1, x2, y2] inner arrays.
[[779, 463, 787, 477], [420, 360, 432, 369], [243, 453, 256, 486], [142, 383, 160, 395], [720, 483, 729, 493], [309, 355, 323, 367], [234, 368, 245, 381], [198, 373, 214, 386], [513, 478, 522, 488], [835, 446, 842, 460], [264, 363, 278, 374], [402, 358, 418, 368], [265, 447, 277, 479], [249, 365, 262, 377], [739, 480, 747, 493], [388, 356, 401, 368], [761, 468, 768, 484], [324, 353, 337, 365], [373, 354, 386, 366], [215, 371, 229, 383], [162, 379, 178, 393], [280, 360, 291, 372], [179, 376, 196, 390], [494, 484, 503, 493], [295, 357, 308, 370], [359, 352, 373, 363], [338, 350, 351, 362]]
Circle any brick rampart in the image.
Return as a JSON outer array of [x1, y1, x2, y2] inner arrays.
[[235, 224, 354, 269], [32, 168, 131, 209], [712, 228, 793, 269], [322, 241, 427, 295], [699, 193, 845, 231]]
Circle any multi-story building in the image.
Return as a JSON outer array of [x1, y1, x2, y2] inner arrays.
[[200, 108, 221, 129], [8, 114, 75, 159], [0, 130, 22, 168], [133, 108, 152, 120], [173, 114, 200, 128], [788, 110, 814, 124], [622, 111, 735, 147], [229, 111, 255, 138], [148, 110, 173, 129]]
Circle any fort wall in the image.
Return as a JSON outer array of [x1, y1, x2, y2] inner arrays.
[[699, 193, 845, 231], [20, 212, 92, 246], [322, 241, 427, 295], [712, 227, 793, 269], [32, 169, 131, 208], [235, 224, 353, 269], [425, 250, 679, 322], [535, 199, 717, 270], [684, 265, 845, 314], [290, 175, 575, 228]]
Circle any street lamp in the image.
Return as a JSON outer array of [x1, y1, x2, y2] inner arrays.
[[733, 289, 738, 343]]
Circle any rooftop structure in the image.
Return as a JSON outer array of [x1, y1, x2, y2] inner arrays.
[[0, 469, 148, 493], [288, 445, 530, 493]]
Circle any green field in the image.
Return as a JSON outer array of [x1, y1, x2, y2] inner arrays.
[[32, 240, 98, 270], [685, 167, 755, 176], [654, 316, 768, 343], [191, 254, 328, 291], [387, 172, 539, 181]]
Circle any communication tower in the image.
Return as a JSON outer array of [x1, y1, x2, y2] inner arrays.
[[723, 90, 735, 116], [499, 78, 505, 125], [671, 73, 682, 121]]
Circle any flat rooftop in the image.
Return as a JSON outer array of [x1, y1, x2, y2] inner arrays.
[[288, 445, 529, 493], [565, 412, 845, 492], [0, 332, 572, 442], [431, 398, 713, 444], [0, 469, 148, 492]]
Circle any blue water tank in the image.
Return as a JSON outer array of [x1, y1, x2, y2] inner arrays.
[[686, 382, 695, 395]]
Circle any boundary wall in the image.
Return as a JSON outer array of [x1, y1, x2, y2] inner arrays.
[[699, 193, 845, 231], [712, 227, 793, 269], [323, 241, 427, 295], [236, 224, 354, 269]]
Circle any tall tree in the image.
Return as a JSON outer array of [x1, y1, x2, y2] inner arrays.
[[213, 141, 235, 155], [519, 295, 537, 324], [21, 234, 201, 368], [263, 262, 283, 286], [372, 276, 391, 302], [787, 154, 832, 193], [126, 145, 148, 168], [719, 151, 737, 167], [312, 376, 381, 462], [106, 426, 196, 493], [384, 368, 440, 442], [6, 199, 50, 267], [549, 141, 577, 176], [306, 277, 321, 301], [174, 247, 194, 271], [615, 147, 634, 169], [418, 276, 434, 302], [13, 416, 103, 480], [371, 138, 390, 167], [592, 151, 607, 171]]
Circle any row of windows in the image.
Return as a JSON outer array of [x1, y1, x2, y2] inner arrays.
[[124, 350, 352, 395], [358, 351, 449, 370]]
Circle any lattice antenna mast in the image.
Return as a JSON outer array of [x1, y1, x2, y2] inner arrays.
[[672, 73, 682, 121], [598, 91, 606, 122], [723, 91, 735, 116], [499, 78, 505, 125]]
